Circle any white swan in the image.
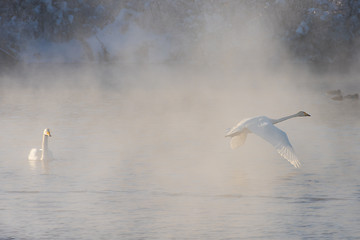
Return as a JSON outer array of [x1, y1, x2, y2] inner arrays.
[[28, 128, 53, 161], [225, 111, 311, 168]]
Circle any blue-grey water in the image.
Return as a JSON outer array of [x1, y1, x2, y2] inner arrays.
[[0, 70, 360, 239]]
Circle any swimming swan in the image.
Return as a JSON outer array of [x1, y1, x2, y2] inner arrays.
[[225, 111, 311, 168], [28, 128, 53, 161]]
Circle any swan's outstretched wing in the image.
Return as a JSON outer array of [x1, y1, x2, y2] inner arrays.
[[247, 121, 301, 168], [225, 118, 250, 137], [230, 131, 248, 149], [226, 119, 250, 149]]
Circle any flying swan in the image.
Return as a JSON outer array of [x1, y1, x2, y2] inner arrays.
[[28, 128, 53, 161], [225, 111, 311, 168]]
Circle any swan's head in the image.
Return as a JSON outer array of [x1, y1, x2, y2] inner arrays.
[[297, 111, 311, 117], [43, 128, 51, 137]]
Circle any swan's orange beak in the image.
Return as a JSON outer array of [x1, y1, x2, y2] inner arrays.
[[46, 130, 51, 137]]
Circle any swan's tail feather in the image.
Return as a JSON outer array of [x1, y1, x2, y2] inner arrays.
[[230, 133, 247, 149]]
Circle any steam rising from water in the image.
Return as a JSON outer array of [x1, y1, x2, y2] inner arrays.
[[2, 7, 360, 238], [1, 8, 359, 182], [2, 60, 357, 181]]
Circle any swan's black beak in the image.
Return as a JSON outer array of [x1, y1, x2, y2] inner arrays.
[[304, 112, 311, 116]]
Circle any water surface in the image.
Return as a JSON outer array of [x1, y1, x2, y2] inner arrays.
[[0, 74, 360, 239]]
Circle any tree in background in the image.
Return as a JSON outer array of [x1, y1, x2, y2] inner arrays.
[[1, 0, 360, 70]]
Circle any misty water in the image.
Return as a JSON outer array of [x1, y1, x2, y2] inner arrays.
[[0, 66, 360, 239]]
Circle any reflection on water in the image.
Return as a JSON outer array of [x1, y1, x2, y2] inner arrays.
[[28, 159, 50, 174], [0, 83, 360, 240]]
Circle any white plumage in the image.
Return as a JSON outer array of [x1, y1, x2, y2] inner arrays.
[[28, 148, 42, 161], [226, 111, 310, 168], [28, 128, 53, 161]]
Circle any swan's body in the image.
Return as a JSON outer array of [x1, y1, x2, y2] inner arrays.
[[28, 129, 52, 161], [225, 111, 310, 168]]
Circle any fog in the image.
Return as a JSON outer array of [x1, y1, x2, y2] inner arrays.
[[2, 58, 358, 187], [1, 10, 359, 185], [1, 2, 360, 239]]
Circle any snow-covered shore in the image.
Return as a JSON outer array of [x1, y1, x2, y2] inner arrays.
[[1, 0, 360, 69]]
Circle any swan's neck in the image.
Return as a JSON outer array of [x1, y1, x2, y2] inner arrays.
[[271, 113, 299, 125], [41, 135, 48, 160]]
